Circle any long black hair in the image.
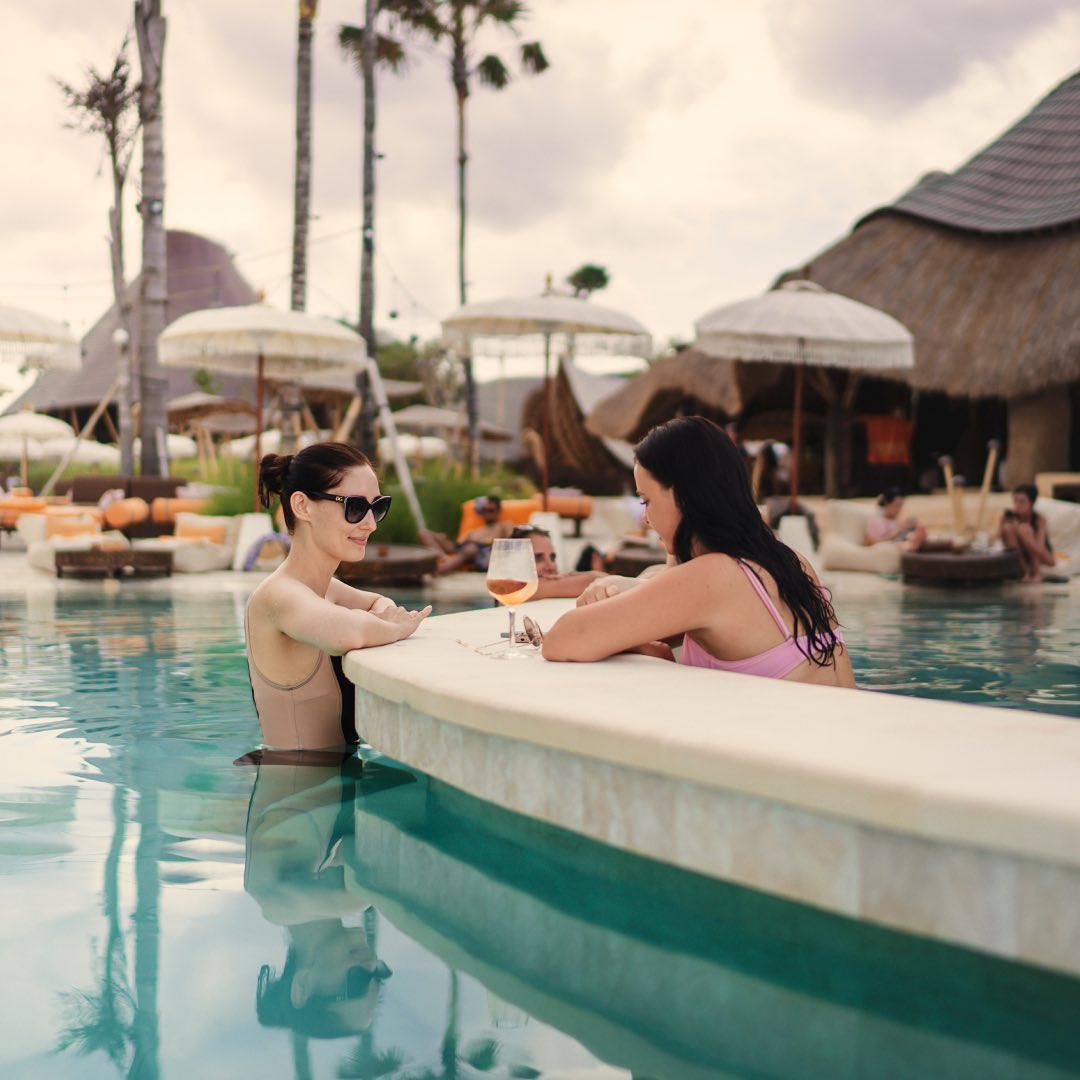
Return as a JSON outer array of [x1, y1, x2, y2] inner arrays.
[[258, 441, 373, 533], [634, 416, 841, 667]]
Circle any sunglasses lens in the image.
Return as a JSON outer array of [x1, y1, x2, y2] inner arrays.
[[344, 496, 392, 524]]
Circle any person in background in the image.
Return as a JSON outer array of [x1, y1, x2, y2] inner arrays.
[[246, 442, 430, 752], [995, 483, 1056, 583], [865, 486, 927, 552], [420, 494, 514, 574], [543, 416, 854, 686], [510, 524, 608, 599]]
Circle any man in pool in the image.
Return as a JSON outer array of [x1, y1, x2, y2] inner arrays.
[[510, 524, 609, 599]]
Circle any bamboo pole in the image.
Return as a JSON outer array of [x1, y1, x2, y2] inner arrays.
[[974, 439, 1001, 536], [41, 380, 120, 496], [938, 455, 966, 537]]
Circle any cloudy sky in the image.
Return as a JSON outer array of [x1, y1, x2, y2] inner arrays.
[[2, 0, 1077, 379]]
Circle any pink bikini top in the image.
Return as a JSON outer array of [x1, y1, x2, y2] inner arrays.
[[679, 560, 844, 679]]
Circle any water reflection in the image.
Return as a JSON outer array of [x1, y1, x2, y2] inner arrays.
[[241, 754, 1080, 1079]]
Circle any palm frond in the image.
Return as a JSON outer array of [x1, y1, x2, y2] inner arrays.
[[383, 0, 445, 39], [338, 23, 409, 75], [520, 41, 548, 74], [462, 1036, 501, 1070], [475, 53, 510, 90], [480, 0, 526, 24]]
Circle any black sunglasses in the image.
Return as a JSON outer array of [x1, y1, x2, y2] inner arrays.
[[304, 491, 392, 524], [322, 960, 393, 1005]]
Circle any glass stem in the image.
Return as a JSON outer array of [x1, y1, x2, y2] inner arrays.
[[507, 608, 516, 653]]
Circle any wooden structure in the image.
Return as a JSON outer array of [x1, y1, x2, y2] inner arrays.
[[779, 70, 1080, 487]]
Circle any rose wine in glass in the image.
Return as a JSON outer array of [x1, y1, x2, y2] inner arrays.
[[486, 538, 538, 658]]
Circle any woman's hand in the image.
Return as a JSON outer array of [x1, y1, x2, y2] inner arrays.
[[626, 640, 676, 662], [576, 575, 636, 607], [373, 604, 432, 641]]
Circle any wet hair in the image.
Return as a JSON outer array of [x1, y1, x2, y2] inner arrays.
[[634, 416, 841, 667], [256, 954, 356, 1040], [575, 543, 603, 572], [258, 442, 373, 533], [877, 485, 905, 507], [510, 524, 550, 539]]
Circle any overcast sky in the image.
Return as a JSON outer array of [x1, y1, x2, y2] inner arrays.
[[1, 0, 1077, 372]]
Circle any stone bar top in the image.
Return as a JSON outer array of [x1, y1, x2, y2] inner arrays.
[[345, 597, 1080, 974]]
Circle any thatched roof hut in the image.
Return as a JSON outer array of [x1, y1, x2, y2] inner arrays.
[[520, 361, 635, 493], [778, 68, 1080, 482], [13, 231, 259, 427], [587, 348, 746, 442]]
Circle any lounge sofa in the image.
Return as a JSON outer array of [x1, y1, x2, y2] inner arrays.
[[17, 512, 130, 575], [131, 511, 243, 573], [820, 494, 1080, 576]]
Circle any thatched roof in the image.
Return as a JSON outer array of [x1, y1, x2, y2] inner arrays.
[[880, 71, 1080, 233], [12, 230, 259, 415], [782, 70, 1080, 398], [520, 360, 634, 492], [586, 348, 746, 440]]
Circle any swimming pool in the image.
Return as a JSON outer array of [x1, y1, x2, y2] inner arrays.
[[2, 588, 1080, 1077]]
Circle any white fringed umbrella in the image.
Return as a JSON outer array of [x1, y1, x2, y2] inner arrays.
[[694, 280, 914, 504], [0, 411, 76, 485], [0, 303, 80, 371], [160, 304, 364, 509], [442, 289, 651, 503]]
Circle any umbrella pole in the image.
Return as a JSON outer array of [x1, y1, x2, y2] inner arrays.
[[541, 332, 551, 511], [254, 353, 264, 512], [790, 362, 803, 512], [21, 434, 28, 489]]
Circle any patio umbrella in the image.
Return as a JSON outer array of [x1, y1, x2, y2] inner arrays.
[[159, 304, 364, 509], [39, 437, 122, 468], [0, 303, 80, 371], [389, 404, 514, 443], [442, 287, 651, 506], [0, 411, 76, 486], [694, 280, 914, 506]]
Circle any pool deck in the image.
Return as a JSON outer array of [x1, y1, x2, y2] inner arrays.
[[342, 592, 1080, 979], [4, 546, 1080, 977]]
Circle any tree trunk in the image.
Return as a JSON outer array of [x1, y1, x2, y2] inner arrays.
[[135, 0, 168, 477], [282, 2, 316, 456], [451, 21, 478, 472], [290, 4, 314, 313], [355, 0, 378, 456], [109, 175, 135, 475]]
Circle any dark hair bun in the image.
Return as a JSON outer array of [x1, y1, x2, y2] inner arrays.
[[257, 454, 293, 508]]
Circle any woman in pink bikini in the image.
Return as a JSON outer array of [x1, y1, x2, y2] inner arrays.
[[542, 417, 855, 687]]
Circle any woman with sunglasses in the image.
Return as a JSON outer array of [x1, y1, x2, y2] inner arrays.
[[542, 417, 855, 687], [247, 442, 431, 751]]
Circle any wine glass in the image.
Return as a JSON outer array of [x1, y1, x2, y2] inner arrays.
[[485, 538, 538, 659]]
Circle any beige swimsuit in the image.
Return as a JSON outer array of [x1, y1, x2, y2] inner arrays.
[[244, 609, 358, 750]]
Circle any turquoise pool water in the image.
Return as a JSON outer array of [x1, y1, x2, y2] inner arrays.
[[2, 589, 1080, 1079]]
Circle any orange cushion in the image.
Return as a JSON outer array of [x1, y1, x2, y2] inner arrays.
[[546, 494, 594, 519], [151, 497, 210, 523], [46, 516, 101, 539], [175, 519, 228, 545], [104, 497, 150, 529]]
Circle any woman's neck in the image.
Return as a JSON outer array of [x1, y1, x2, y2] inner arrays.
[[281, 532, 338, 596]]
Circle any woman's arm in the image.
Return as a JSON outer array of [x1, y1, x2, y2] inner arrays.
[[542, 557, 724, 662], [267, 578, 430, 655], [326, 576, 397, 614]]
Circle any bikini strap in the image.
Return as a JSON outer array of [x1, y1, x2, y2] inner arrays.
[[737, 560, 791, 637]]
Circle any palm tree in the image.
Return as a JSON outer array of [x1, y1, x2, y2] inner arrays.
[[280, 0, 320, 456], [292, 2, 318, 314], [56, 37, 141, 474], [383, 0, 549, 467], [338, 9, 407, 453], [134, 0, 168, 477]]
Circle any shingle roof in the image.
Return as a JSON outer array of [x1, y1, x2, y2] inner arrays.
[[870, 71, 1080, 234]]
